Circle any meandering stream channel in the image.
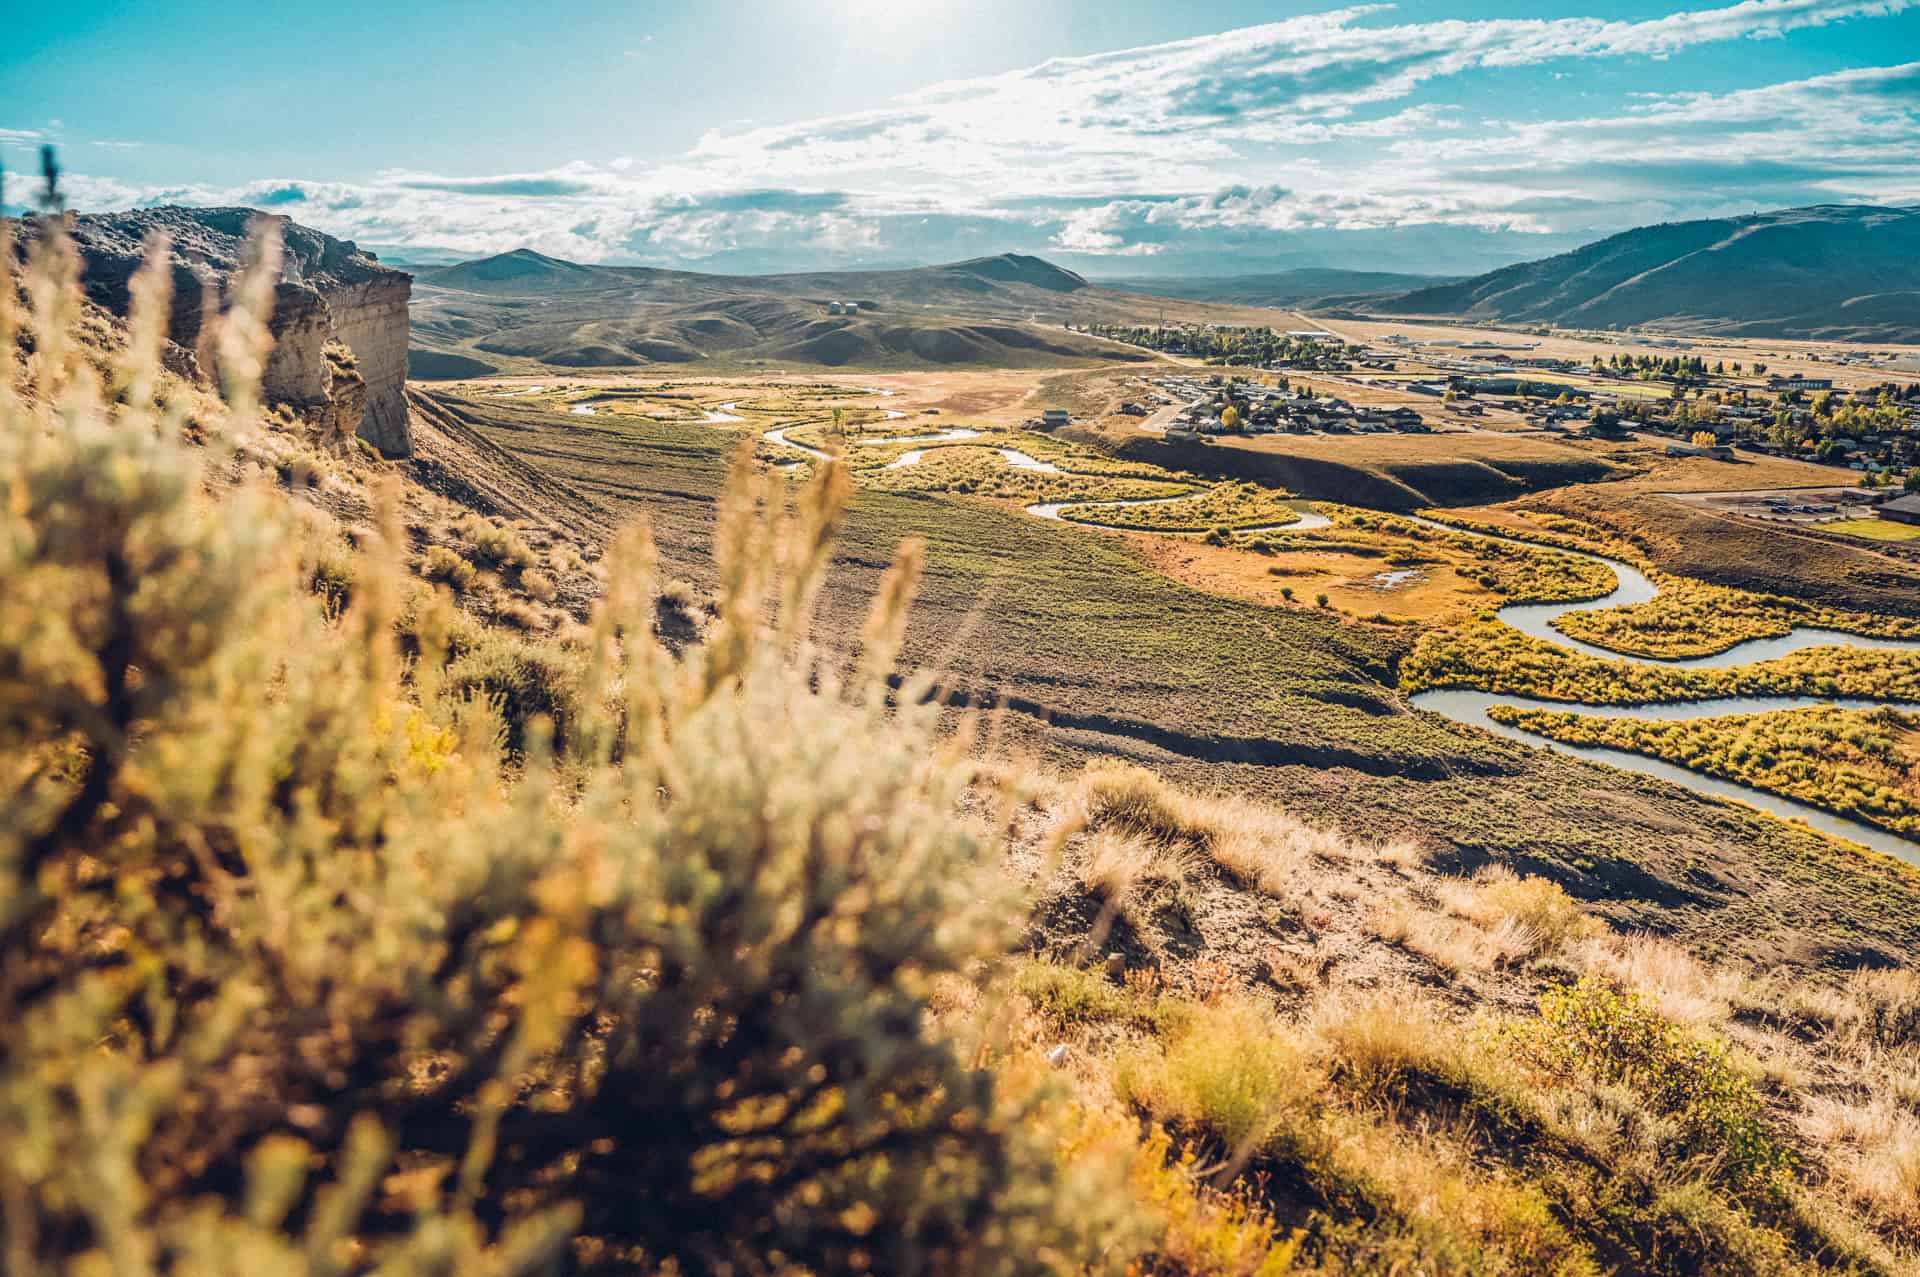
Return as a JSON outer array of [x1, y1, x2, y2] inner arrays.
[[757, 416, 1920, 857], [1398, 515, 1920, 860]]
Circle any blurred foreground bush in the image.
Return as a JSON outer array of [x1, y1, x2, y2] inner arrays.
[[0, 210, 1128, 1274]]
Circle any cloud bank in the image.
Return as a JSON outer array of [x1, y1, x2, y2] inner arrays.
[[9, 0, 1917, 274]]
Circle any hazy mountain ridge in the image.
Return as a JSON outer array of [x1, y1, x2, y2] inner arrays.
[[1375, 204, 1920, 342], [1098, 267, 1445, 309], [417, 250, 1087, 304], [409, 249, 1241, 372]]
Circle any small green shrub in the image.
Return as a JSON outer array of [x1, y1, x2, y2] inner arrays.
[[1114, 999, 1314, 1157], [1508, 980, 1790, 1185], [420, 543, 478, 591], [1015, 960, 1161, 1030], [459, 513, 538, 573]]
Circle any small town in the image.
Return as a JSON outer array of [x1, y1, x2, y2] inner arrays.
[[1083, 321, 1920, 497]]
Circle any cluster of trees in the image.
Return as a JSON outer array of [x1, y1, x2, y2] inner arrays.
[[1763, 387, 1919, 467], [1588, 352, 1758, 381], [1602, 376, 1917, 478], [1073, 323, 1355, 369]]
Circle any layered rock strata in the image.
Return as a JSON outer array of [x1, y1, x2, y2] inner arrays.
[[36, 206, 413, 455]]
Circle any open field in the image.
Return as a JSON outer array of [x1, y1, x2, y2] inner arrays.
[[1828, 517, 1920, 542], [1133, 534, 1485, 622], [1123, 503, 1614, 623], [1303, 312, 1920, 394]]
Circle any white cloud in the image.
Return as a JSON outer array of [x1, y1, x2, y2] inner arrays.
[[36, 3, 1920, 270], [689, 0, 1916, 196]]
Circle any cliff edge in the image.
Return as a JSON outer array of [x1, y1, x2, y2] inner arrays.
[[48, 207, 414, 455]]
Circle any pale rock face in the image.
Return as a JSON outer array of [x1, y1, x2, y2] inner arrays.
[[36, 206, 415, 456], [327, 279, 412, 454], [314, 341, 369, 446]]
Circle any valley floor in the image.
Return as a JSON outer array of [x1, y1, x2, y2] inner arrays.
[[415, 368, 1920, 969]]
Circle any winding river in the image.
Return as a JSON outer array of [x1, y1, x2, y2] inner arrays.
[[755, 413, 1920, 855], [1399, 515, 1920, 859]]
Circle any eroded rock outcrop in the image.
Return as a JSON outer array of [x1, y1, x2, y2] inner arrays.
[[44, 207, 413, 455]]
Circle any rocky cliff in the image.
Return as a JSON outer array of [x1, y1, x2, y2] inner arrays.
[[48, 207, 414, 455]]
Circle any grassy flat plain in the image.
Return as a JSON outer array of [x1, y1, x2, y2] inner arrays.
[[428, 370, 1920, 967], [1827, 516, 1920, 542], [1303, 311, 1920, 394]]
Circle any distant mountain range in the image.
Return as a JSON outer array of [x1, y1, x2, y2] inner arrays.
[[408, 250, 1254, 374], [1372, 204, 1920, 343], [1094, 267, 1445, 310], [416, 249, 1091, 302], [404, 203, 1920, 375]]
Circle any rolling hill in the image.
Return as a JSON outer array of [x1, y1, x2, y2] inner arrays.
[[1373, 204, 1920, 342], [407, 249, 1267, 373]]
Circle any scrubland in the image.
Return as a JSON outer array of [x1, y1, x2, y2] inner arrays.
[[1338, 508, 1617, 603], [862, 446, 1191, 503], [1552, 574, 1920, 659], [23, 212, 1920, 1274]]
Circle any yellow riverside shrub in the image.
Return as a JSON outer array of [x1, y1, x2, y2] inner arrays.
[[1401, 616, 1920, 705], [1553, 573, 1920, 659], [0, 211, 1140, 1275], [1488, 704, 1920, 836]]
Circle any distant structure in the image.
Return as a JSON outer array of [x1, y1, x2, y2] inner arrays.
[[1040, 408, 1070, 427], [1883, 494, 1920, 526]]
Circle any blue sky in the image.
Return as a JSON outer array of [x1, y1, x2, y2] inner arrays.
[[5, 0, 1918, 274]]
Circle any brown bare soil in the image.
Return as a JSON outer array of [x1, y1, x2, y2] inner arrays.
[[1095, 426, 1629, 510]]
